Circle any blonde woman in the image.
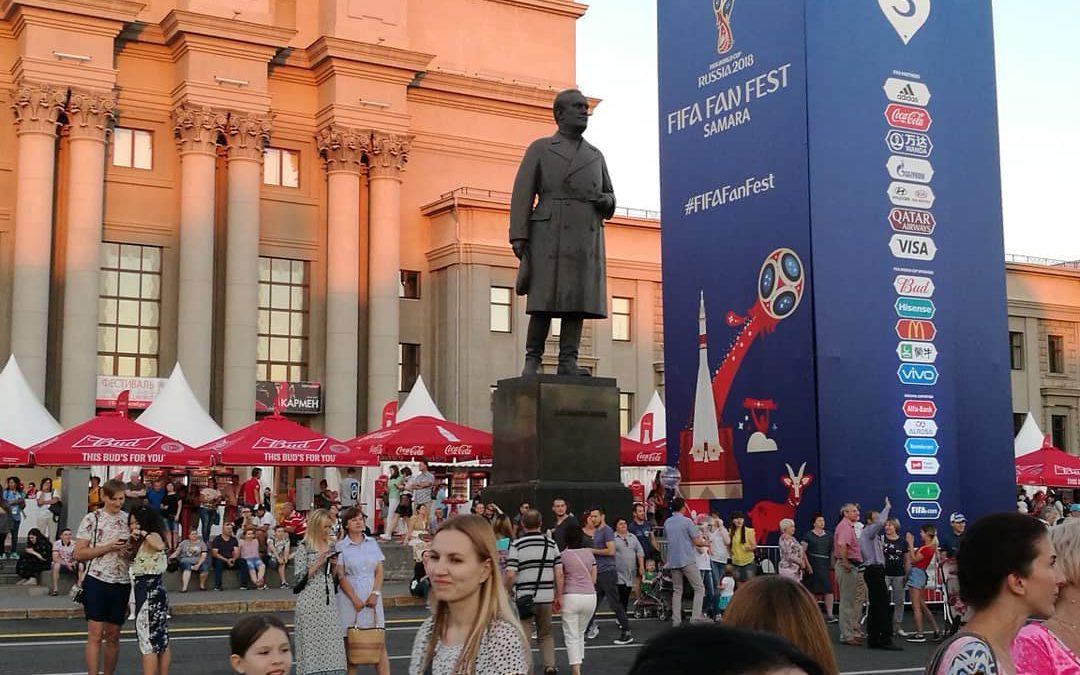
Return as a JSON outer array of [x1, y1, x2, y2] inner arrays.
[[294, 509, 347, 675], [409, 514, 530, 675]]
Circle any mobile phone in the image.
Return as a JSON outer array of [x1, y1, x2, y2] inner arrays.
[[328, 550, 341, 558]]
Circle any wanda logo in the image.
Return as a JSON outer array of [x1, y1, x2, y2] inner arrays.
[[636, 451, 664, 464], [73, 434, 162, 450], [885, 104, 932, 132], [252, 437, 327, 451]]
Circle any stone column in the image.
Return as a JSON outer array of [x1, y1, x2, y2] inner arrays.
[[365, 132, 411, 428], [60, 90, 116, 426], [316, 125, 367, 439], [173, 106, 226, 409], [222, 113, 271, 431], [9, 84, 66, 400]]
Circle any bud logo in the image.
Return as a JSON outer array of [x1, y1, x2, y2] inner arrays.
[[885, 103, 933, 132], [252, 437, 328, 451], [889, 234, 937, 261], [888, 182, 935, 208], [884, 78, 931, 106], [895, 297, 936, 319], [897, 341, 938, 364], [906, 457, 941, 475], [887, 156, 934, 184], [889, 209, 936, 235], [905, 438, 939, 456], [894, 274, 934, 297], [73, 434, 163, 450], [895, 319, 936, 342], [904, 418, 939, 437], [885, 130, 933, 157], [898, 363, 939, 386], [903, 399, 938, 418]]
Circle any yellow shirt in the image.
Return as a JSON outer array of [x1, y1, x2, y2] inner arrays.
[[731, 527, 756, 566]]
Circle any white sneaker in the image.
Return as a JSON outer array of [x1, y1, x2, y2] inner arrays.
[[585, 624, 599, 640], [25, 578, 37, 586]]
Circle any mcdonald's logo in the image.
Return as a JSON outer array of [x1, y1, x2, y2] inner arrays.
[[895, 319, 936, 342]]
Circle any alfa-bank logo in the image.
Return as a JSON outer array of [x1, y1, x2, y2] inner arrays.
[[73, 434, 163, 450], [888, 182, 935, 208], [887, 156, 934, 184], [894, 274, 935, 297], [889, 208, 936, 235], [252, 437, 328, 451], [884, 78, 931, 107], [886, 130, 933, 158], [885, 104, 933, 132], [903, 399, 938, 418], [878, 0, 931, 45]]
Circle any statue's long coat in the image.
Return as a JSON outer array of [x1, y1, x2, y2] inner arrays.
[[509, 133, 616, 318]]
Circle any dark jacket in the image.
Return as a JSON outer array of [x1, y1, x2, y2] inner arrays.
[[509, 132, 615, 318]]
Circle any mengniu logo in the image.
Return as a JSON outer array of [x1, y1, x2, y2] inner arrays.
[[713, 0, 735, 54], [895, 297, 936, 319], [885, 130, 933, 158], [905, 438, 939, 456], [897, 341, 938, 364], [889, 208, 936, 235], [895, 319, 936, 341], [903, 399, 938, 418], [898, 363, 939, 386], [885, 104, 933, 132]]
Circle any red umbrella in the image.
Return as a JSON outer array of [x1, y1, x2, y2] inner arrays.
[[1016, 436, 1080, 488], [31, 412, 208, 467], [620, 437, 666, 466], [204, 412, 375, 467], [0, 439, 31, 467], [349, 416, 492, 463]]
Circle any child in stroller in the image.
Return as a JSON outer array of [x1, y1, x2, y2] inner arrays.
[[633, 558, 670, 620]]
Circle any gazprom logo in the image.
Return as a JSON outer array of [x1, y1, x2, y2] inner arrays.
[[898, 363, 938, 386]]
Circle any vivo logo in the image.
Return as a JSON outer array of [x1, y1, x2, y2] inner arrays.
[[898, 363, 939, 386]]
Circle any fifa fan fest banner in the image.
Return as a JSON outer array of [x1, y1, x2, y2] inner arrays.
[[658, 0, 1014, 536]]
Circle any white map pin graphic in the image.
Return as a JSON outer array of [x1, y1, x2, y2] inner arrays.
[[878, 0, 931, 45]]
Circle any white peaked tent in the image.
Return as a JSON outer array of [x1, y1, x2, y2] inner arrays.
[[1015, 412, 1045, 458], [138, 363, 225, 447], [621, 390, 669, 489], [0, 355, 63, 447], [395, 375, 445, 422]]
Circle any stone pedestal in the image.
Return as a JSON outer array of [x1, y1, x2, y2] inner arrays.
[[484, 375, 631, 527]]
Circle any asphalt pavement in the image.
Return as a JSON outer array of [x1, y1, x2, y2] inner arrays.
[[0, 606, 938, 675]]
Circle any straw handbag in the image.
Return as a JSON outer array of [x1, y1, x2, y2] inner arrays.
[[346, 607, 385, 666]]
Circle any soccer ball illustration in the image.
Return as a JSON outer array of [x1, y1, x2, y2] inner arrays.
[[758, 248, 804, 320]]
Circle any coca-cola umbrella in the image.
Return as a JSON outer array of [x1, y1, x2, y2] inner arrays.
[[349, 416, 492, 463], [205, 412, 376, 467], [0, 439, 31, 467], [620, 436, 667, 467]]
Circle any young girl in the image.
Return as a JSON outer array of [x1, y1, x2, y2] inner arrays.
[[229, 614, 292, 675], [129, 505, 171, 675], [716, 574, 736, 615], [239, 527, 266, 590], [905, 525, 942, 643]]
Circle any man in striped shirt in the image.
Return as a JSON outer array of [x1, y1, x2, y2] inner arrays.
[[506, 509, 563, 675]]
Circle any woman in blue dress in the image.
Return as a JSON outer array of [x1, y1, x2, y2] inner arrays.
[[335, 507, 388, 675]]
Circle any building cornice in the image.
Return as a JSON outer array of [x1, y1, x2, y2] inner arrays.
[[485, 0, 588, 19], [1007, 262, 1080, 281], [161, 9, 294, 50], [1009, 299, 1080, 322], [1, 0, 144, 24], [411, 69, 564, 117], [307, 36, 434, 77]]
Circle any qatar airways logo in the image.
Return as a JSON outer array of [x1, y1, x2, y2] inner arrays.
[[252, 437, 327, 451], [73, 434, 162, 450], [636, 451, 665, 464]]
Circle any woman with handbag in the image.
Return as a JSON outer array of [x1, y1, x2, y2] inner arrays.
[[293, 509, 347, 675], [558, 523, 597, 675], [37, 477, 60, 541], [335, 508, 388, 675], [198, 477, 221, 544]]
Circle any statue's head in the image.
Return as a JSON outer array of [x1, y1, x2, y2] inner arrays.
[[553, 89, 589, 135]]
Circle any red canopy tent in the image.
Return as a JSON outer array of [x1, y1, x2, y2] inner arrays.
[[1016, 436, 1080, 488], [205, 412, 375, 467], [620, 436, 666, 467], [31, 411, 208, 467], [0, 439, 31, 467], [349, 416, 492, 463]]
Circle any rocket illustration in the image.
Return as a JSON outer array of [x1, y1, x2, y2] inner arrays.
[[692, 292, 723, 462]]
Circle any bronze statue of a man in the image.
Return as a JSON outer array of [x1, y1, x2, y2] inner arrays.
[[509, 89, 616, 376]]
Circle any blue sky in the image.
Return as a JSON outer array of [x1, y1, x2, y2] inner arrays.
[[576, 1, 1078, 260]]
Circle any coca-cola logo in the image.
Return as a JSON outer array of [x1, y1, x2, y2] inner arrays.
[[252, 437, 327, 451], [393, 445, 425, 457], [444, 445, 474, 457], [885, 104, 932, 132], [636, 451, 664, 464], [159, 442, 184, 454], [73, 434, 162, 450], [328, 444, 350, 454]]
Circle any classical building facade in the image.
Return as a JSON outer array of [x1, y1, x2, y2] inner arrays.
[[1008, 256, 1080, 454], [0, 0, 664, 444]]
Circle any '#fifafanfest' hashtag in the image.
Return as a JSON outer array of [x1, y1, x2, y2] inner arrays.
[[684, 196, 698, 215]]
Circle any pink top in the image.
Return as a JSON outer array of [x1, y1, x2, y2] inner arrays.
[[834, 518, 861, 563], [239, 539, 260, 560], [560, 548, 596, 596], [1012, 622, 1080, 675]]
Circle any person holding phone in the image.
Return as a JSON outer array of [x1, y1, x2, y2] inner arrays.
[[293, 509, 347, 675]]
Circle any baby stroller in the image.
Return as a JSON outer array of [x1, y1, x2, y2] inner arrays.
[[634, 569, 672, 621]]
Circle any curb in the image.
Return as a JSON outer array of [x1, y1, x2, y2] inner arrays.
[[4, 594, 425, 621]]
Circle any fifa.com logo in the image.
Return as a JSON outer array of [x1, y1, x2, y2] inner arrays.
[[713, 0, 735, 54]]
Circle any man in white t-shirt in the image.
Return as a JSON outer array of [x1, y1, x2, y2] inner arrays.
[[339, 467, 360, 509]]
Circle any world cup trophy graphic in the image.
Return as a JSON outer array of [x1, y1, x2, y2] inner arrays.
[[713, 0, 736, 54]]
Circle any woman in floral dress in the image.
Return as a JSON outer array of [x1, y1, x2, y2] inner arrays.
[[129, 505, 171, 675], [777, 518, 808, 581], [294, 509, 347, 675]]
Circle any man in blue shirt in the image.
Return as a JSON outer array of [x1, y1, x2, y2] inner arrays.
[[663, 497, 707, 625], [858, 498, 900, 651], [628, 502, 659, 561], [584, 506, 633, 645]]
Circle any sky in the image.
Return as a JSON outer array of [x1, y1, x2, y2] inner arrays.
[[576, 1, 1079, 261]]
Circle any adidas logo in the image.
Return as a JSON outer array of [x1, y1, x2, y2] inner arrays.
[[897, 84, 920, 104]]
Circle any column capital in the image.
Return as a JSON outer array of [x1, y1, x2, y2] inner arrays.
[[10, 82, 66, 136], [226, 112, 273, 162], [316, 124, 370, 175], [66, 90, 117, 142], [368, 131, 412, 180], [173, 105, 227, 156]]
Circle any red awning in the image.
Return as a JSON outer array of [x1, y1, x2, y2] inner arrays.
[[31, 412, 209, 467], [1016, 438, 1080, 488], [349, 416, 492, 463], [204, 413, 375, 467], [0, 439, 31, 467], [620, 437, 667, 467]]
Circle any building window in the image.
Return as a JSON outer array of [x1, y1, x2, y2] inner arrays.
[[1009, 331, 1024, 370], [112, 128, 152, 170], [263, 147, 299, 188], [490, 287, 512, 333], [1052, 414, 1069, 451], [399, 343, 420, 392], [257, 257, 309, 382], [550, 318, 562, 338], [1013, 413, 1027, 437], [612, 297, 632, 341], [400, 270, 421, 299], [619, 392, 634, 436], [1049, 335, 1065, 374], [98, 243, 161, 377]]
